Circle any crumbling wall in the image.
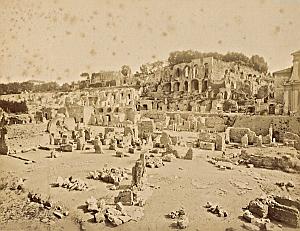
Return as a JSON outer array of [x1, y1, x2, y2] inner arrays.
[[205, 116, 226, 132], [138, 119, 155, 138], [233, 116, 271, 136], [228, 127, 256, 144], [234, 116, 300, 142]]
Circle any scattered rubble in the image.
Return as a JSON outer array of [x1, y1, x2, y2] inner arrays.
[[88, 168, 129, 184], [276, 180, 295, 189], [167, 208, 189, 229], [52, 176, 88, 191], [146, 156, 164, 168], [205, 202, 228, 217], [162, 153, 176, 162]]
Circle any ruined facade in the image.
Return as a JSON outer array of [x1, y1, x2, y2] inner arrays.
[[283, 50, 300, 115]]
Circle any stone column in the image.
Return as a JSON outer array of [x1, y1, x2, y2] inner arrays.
[[293, 90, 298, 113], [188, 81, 191, 93], [283, 90, 289, 114]]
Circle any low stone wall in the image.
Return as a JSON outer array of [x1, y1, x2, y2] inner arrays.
[[240, 149, 300, 172], [269, 196, 300, 228]]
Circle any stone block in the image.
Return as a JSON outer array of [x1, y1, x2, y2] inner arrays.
[[268, 201, 299, 228], [184, 148, 193, 160], [94, 212, 105, 223], [114, 190, 133, 206], [248, 199, 268, 218]]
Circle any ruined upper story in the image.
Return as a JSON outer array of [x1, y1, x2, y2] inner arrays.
[[289, 50, 300, 83], [160, 56, 264, 84]]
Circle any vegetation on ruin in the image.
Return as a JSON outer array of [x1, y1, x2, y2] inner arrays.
[[168, 50, 269, 73], [0, 100, 28, 114], [0, 81, 74, 95]]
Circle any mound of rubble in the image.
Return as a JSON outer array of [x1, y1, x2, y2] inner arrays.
[[83, 189, 146, 227], [242, 195, 300, 230], [0, 175, 68, 225], [53, 176, 88, 191], [88, 168, 129, 184]]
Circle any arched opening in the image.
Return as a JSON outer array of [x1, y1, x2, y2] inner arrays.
[[184, 66, 190, 78], [176, 68, 180, 77], [142, 104, 148, 110], [163, 83, 171, 93], [204, 63, 209, 77], [111, 80, 116, 86], [114, 107, 119, 113], [191, 79, 199, 92], [184, 81, 189, 92], [202, 79, 208, 92], [269, 104, 275, 114], [231, 82, 235, 89], [193, 65, 198, 78], [273, 131, 280, 142], [224, 91, 228, 100], [106, 115, 111, 122], [173, 82, 180, 92]]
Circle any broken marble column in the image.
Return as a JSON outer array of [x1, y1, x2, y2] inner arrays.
[[49, 133, 54, 145], [94, 136, 104, 154], [77, 136, 85, 150], [147, 135, 153, 149], [241, 134, 249, 147], [215, 133, 225, 151], [132, 159, 146, 190], [109, 139, 117, 150], [257, 135, 263, 147], [140, 152, 146, 168]]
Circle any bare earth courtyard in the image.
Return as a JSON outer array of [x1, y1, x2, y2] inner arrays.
[[1, 1, 300, 230], [0, 138, 299, 231]]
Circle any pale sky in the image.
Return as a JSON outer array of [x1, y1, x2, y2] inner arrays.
[[0, 0, 300, 84]]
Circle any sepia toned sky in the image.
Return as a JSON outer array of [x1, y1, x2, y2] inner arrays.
[[0, 0, 300, 84]]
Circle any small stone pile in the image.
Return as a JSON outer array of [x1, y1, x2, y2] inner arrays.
[[53, 176, 88, 191], [146, 156, 164, 168], [167, 208, 189, 229], [88, 168, 129, 184], [28, 192, 69, 219], [275, 180, 295, 189], [205, 202, 228, 217]]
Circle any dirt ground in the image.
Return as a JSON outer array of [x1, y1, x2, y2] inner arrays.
[[0, 143, 299, 231]]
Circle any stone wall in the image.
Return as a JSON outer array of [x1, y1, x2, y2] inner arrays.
[[234, 115, 300, 142]]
